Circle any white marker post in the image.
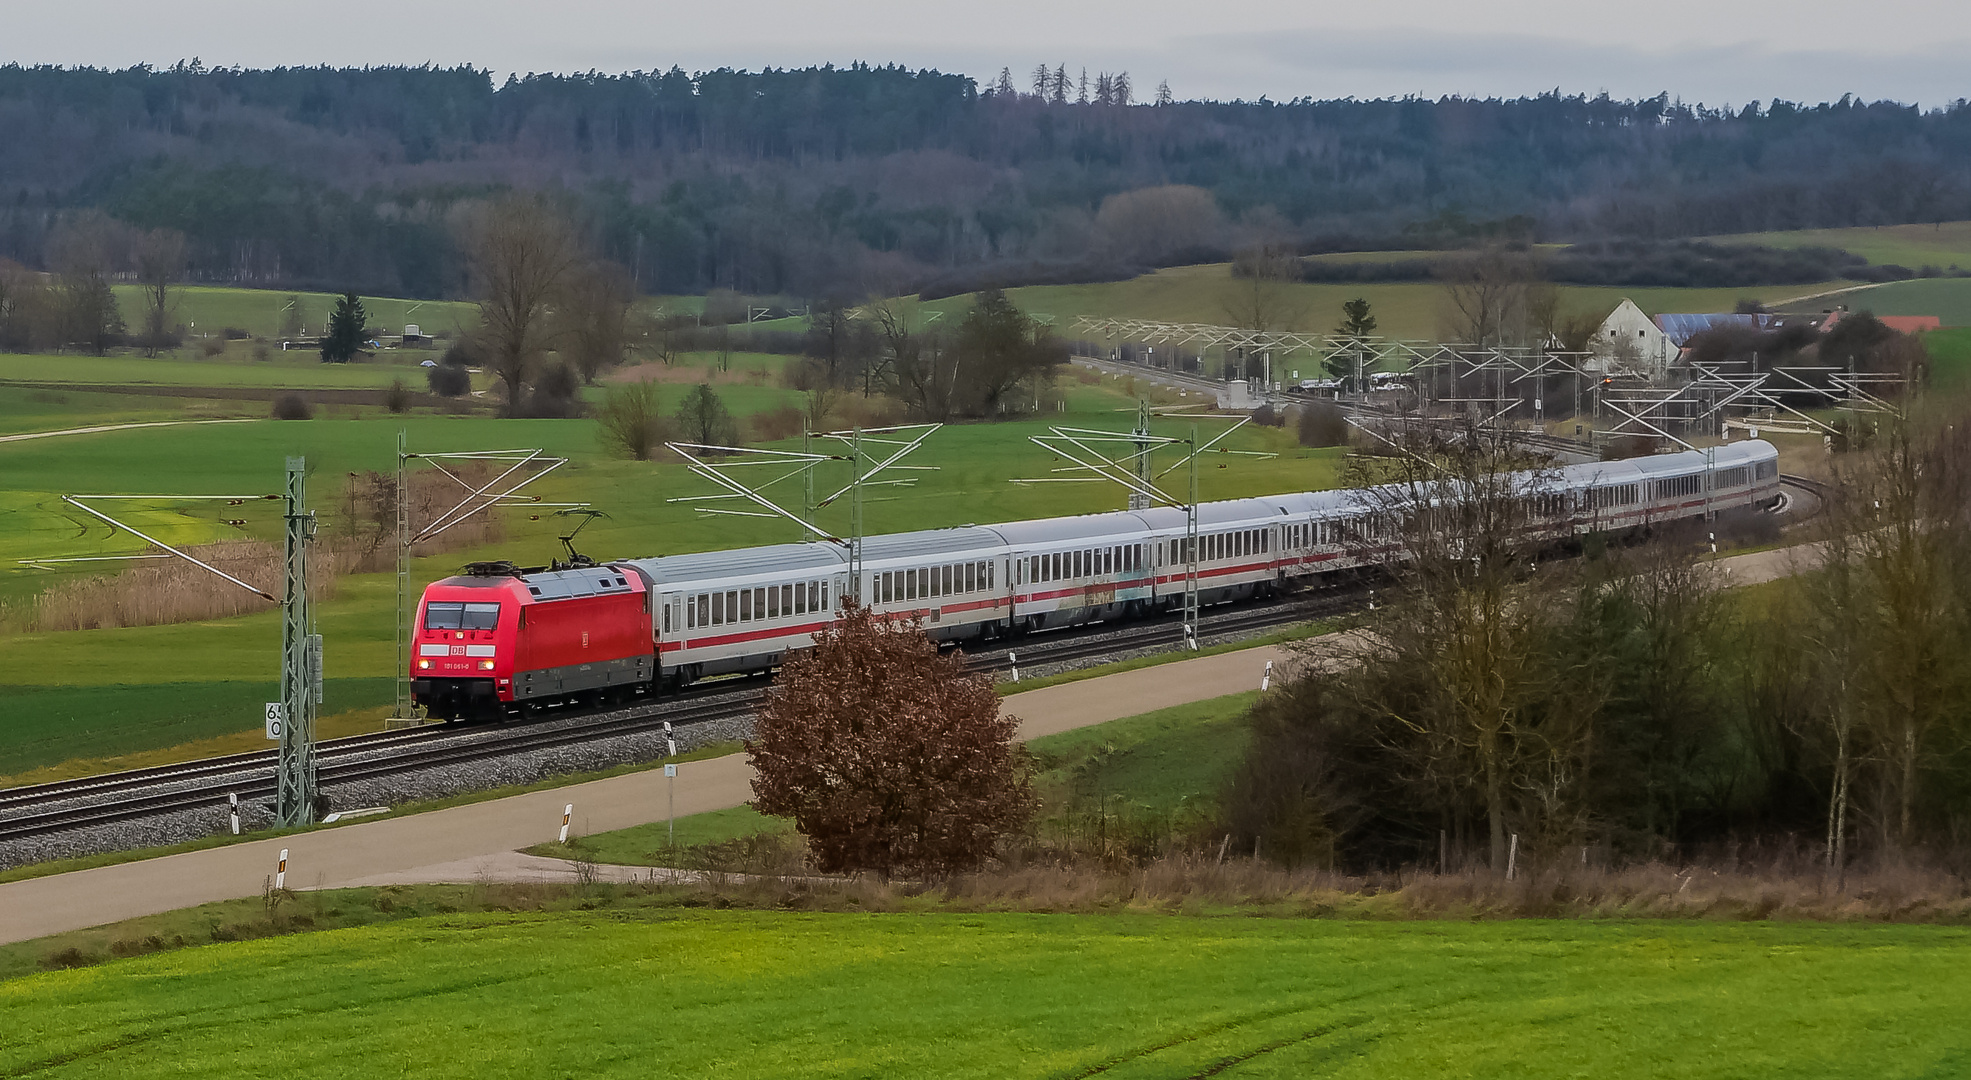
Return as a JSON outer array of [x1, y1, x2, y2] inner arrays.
[[1260, 660, 1273, 691], [228, 792, 240, 836], [665, 763, 678, 849], [559, 804, 572, 844], [663, 720, 677, 849], [1008, 651, 1019, 682], [275, 848, 288, 890]]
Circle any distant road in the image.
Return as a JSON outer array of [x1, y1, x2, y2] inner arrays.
[[0, 418, 259, 444]]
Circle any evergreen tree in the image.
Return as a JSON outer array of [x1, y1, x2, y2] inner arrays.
[[1335, 297, 1377, 338], [1325, 298, 1378, 385], [320, 291, 367, 363]]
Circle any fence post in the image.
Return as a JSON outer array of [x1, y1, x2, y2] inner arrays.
[[1507, 834, 1519, 881]]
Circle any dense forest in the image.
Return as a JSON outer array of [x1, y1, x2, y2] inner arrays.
[[3, 62, 1970, 299]]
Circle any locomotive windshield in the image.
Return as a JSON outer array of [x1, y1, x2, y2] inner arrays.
[[424, 602, 501, 630]]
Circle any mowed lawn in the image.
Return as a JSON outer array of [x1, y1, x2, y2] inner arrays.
[[2, 912, 1964, 1079]]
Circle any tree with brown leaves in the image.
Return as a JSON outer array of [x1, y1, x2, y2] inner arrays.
[[748, 603, 1034, 878]]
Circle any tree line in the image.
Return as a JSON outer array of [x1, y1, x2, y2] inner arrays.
[[1227, 413, 1971, 879], [4, 64, 1971, 300]]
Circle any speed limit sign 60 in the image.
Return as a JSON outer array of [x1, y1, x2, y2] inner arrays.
[[264, 702, 285, 741]]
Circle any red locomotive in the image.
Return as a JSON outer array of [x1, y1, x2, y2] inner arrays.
[[411, 561, 654, 719]]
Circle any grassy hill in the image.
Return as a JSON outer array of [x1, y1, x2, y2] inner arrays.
[[3, 909, 1965, 1078], [1779, 278, 1971, 326], [1707, 221, 1971, 272], [110, 286, 481, 342], [898, 263, 1852, 342]]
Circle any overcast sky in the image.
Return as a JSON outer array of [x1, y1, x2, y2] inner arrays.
[[8, 0, 1968, 108]]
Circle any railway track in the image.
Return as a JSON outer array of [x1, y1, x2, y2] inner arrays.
[[0, 589, 1351, 846]]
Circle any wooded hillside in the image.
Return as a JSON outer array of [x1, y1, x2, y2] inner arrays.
[[3, 62, 1969, 298]]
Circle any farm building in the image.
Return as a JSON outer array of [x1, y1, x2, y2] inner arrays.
[[1586, 299, 1678, 379]]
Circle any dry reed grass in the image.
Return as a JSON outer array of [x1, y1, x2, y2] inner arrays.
[[661, 842, 1971, 922], [30, 539, 345, 631], [26, 466, 510, 633]]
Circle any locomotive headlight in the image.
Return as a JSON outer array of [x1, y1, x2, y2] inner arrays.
[[418, 660, 431, 669], [478, 660, 496, 670]]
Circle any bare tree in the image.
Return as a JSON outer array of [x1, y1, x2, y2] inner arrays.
[[1095, 185, 1223, 265], [877, 302, 956, 421], [674, 383, 739, 449], [1341, 423, 1584, 871], [595, 380, 672, 460], [1438, 246, 1545, 348], [1812, 414, 1971, 852], [133, 227, 186, 357], [462, 195, 583, 415], [1223, 241, 1303, 383], [557, 259, 634, 384], [46, 211, 130, 355]]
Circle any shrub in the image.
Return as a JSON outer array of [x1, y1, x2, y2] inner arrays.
[[441, 338, 481, 367], [271, 394, 313, 420], [596, 381, 673, 460], [1295, 401, 1349, 447], [749, 602, 1035, 878], [384, 378, 411, 414], [222, 326, 250, 340], [749, 404, 805, 442], [521, 361, 584, 418], [426, 364, 470, 397], [199, 338, 226, 357]]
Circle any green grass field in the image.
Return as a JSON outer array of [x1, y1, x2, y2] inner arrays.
[[0, 379, 1339, 774], [894, 263, 1849, 343], [3, 910, 1964, 1078], [1708, 221, 1971, 271], [1924, 328, 1971, 388], [1809, 278, 1971, 326], [0, 350, 443, 391], [0, 679, 391, 779], [111, 285, 480, 341]]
